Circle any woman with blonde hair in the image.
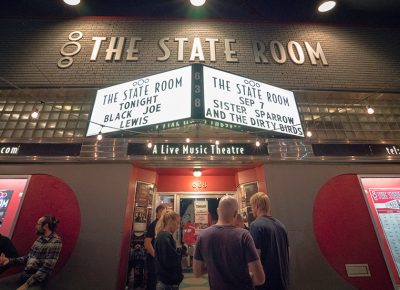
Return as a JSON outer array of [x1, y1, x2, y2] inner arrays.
[[154, 210, 183, 290]]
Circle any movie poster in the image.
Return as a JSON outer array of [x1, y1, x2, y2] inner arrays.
[[359, 175, 400, 289], [239, 182, 258, 226], [133, 207, 147, 232], [0, 176, 30, 237]]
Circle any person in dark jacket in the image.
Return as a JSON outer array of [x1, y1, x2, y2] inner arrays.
[[0, 233, 19, 274], [154, 210, 183, 290]]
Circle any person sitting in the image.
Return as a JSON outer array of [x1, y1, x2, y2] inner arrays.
[[0, 233, 19, 274], [0, 215, 62, 290]]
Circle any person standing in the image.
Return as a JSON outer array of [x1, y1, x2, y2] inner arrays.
[[0, 233, 18, 274], [250, 192, 290, 290], [144, 204, 168, 290], [193, 195, 265, 290], [0, 215, 62, 290], [154, 211, 183, 290]]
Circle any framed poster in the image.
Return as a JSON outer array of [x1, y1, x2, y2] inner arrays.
[[358, 175, 400, 290], [0, 175, 30, 238], [237, 181, 259, 227]]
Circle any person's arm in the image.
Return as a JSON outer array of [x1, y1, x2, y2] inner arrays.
[[193, 258, 207, 278], [25, 238, 62, 286], [248, 259, 265, 286], [144, 237, 155, 257]]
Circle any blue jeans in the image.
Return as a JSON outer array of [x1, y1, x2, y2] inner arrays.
[[156, 281, 179, 290]]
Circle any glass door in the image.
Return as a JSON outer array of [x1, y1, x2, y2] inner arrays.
[[177, 193, 235, 271]]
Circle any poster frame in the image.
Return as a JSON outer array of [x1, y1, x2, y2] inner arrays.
[[0, 175, 31, 238], [358, 174, 400, 290]]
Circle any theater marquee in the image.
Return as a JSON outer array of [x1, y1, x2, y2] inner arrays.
[[87, 64, 303, 137]]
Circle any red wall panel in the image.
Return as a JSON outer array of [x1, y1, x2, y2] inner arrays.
[[313, 174, 393, 290]]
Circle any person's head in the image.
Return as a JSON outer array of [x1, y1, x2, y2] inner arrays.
[[217, 195, 238, 224], [250, 192, 271, 217], [36, 215, 59, 236], [234, 213, 245, 228], [155, 204, 168, 219], [155, 210, 180, 235]]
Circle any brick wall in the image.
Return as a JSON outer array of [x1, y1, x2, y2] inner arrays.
[[0, 18, 399, 92]]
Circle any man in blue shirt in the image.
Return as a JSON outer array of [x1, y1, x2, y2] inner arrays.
[[250, 192, 290, 290]]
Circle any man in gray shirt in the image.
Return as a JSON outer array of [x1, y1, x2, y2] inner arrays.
[[193, 195, 265, 290]]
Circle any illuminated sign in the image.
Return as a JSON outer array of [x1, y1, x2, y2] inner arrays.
[[359, 176, 400, 289], [203, 66, 303, 137], [0, 143, 81, 157], [87, 64, 303, 138], [0, 176, 30, 238], [87, 66, 193, 136], [127, 142, 268, 156], [0, 145, 19, 155], [313, 143, 400, 157]]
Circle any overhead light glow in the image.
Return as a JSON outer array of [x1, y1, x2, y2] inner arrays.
[[96, 132, 103, 141], [193, 168, 202, 177], [367, 106, 375, 115], [255, 140, 261, 147], [306, 130, 313, 137], [190, 0, 206, 7], [63, 0, 81, 6], [318, 1, 336, 13], [31, 109, 39, 119]]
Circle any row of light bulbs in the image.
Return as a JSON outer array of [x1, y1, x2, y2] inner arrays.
[[63, 0, 337, 13], [29, 104, 376, 141]]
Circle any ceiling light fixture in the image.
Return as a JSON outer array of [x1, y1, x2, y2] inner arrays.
[[306, 130, 313, 137], [147, 141, 153, 148], [215, 140, 220, 145], [255, 139, 261, 147], [96, 132, 103, 141], [186, 137, 191, 143], [96, 126, 104, 141], [367, 105, 375, 115], [30, 109, 39, 119], [318, 1, 336, 13], [63, 0, 81, 6], [190, 0, 206, 7], [193, 168, 202, 177]]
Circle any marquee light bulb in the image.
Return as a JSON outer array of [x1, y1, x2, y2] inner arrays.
[[367, 106, 375, 115], [96, 132, 103, 141]]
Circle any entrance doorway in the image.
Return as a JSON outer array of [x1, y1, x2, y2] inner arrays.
[[156, 193, 235, 270]]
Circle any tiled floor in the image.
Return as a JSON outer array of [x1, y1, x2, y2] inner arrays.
[[179, 272, 210, 290]]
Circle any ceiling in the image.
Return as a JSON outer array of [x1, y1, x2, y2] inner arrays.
[[1, 0, 400, 25]]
